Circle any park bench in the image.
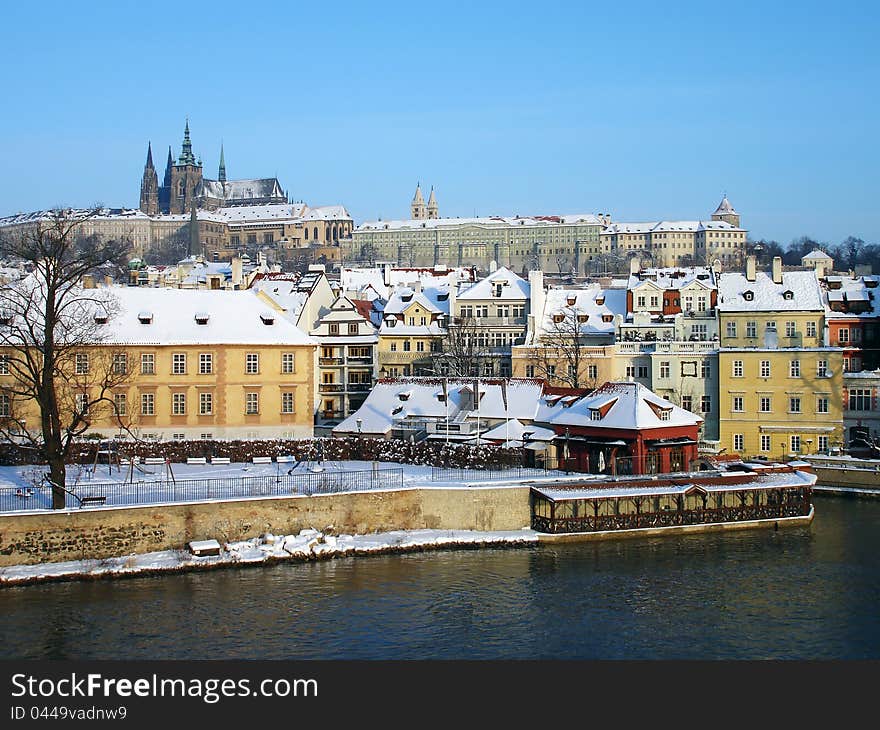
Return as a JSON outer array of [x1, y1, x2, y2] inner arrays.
[[276, 455, 296, 463], [186, 457, 207, 465], [79, 495, 107, 507], [210, 457, 231, 465], [252, 456, 273, 464], [144, 457, 166, 465]]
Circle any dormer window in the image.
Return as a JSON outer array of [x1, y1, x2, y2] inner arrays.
[[590, 409, 602, 421], [743, 290, 754, 301], [93, 313, 108, 325], [138, 311, 153, 324], [577, 314, 589, 323], [596, 296, 605, 305], [260, 313, 275, 325], [566, 295, 576, 306], [602, 314, 613, 323], [553, 313, 565, 324], [194, 313, 210, 325], [659, 409, 671, 421], [437, 292, 449, 301], [783, 290, 794, 300], [398, 391, 412, 401]]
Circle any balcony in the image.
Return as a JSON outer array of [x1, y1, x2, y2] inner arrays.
[[455, 316, 527, 327], [346, 383, 372, 392], [347, 356, 373, 364], [319, 357, 345, 365], [319, 383, 345, 393]]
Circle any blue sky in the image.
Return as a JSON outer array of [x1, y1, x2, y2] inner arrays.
[[1, 0, 877, 244]]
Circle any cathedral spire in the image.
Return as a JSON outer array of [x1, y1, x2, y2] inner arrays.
[[218, 142, 226, 183], [164, 146, 174, 186], [178, 118, 197, 165], [144, 141, 155, 170]]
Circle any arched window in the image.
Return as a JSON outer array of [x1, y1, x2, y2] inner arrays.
[[332, 225, 338, 240], [177, 180, 185, 196], [314, 227, 318, 241], [304, 227, 309, 241]]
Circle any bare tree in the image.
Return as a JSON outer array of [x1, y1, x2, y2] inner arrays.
[[527, 304, 601, 389], [0, 208, 133, 507], [433, 316, 487, 377]]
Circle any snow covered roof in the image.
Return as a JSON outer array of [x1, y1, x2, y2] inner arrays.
[[802, 249, 832, 260], [717, 270, 824, 312], [356, 213, 604, 232], [333, 378, 547, 436], [713, 196, 737, 215], [822, 275, 880, 318], [457, 267, 530, 300], [198, 178, 285, 202], [537, 381, 702, 430], [603, 220, 743, 234], [538, 286, 626, 337], [628, 267, 716, 291]]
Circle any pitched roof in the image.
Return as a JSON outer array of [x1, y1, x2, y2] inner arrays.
[[457, 267, 530, 300], [717, 270, 824, 312]]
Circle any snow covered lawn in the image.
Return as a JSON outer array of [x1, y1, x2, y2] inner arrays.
[[0, 528, 539, 586]]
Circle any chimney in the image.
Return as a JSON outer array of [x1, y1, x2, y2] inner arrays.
[[629, 257, 641, 276], [528, 270, 545, 324], [82, 274, 95, 289], [231, 256, 243, 287], [771, 256, 783, 285], [104, 275, 114, 287], [745, 255, 757, 282], [383, 263, 392, 287]]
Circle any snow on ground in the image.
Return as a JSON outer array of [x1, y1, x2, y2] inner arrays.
[[0, 528, 539, 586], [0, 460, 572, 513]]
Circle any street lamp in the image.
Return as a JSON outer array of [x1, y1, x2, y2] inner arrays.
[[356, 417, 363, 461]]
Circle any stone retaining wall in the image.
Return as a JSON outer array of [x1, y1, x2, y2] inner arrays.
[[0, 487, 532, 566]]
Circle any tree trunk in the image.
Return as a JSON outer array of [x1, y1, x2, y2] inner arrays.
[[48, 449, 67, 509]]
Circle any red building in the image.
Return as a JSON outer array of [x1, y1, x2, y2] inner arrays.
[[536, 381, 703, 475]]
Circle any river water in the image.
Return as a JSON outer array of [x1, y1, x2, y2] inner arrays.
[[2, 497, 878, 659]]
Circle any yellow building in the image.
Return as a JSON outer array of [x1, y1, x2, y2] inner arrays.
[[1, 287, 317, 442], [717, 256, 843, 457], [378, 285, 448, 377]]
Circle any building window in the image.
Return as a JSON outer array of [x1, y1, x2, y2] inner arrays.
[[660, 361, 670, 379], [173, 433, 185, 441], [416, 341, 425, 352], [817, 360, 827, 377], [785, 321, 796, 337], [838, 329, 849, 343], [761, 435, 771, 452], [681, 395, 693, 411], [0, 393, 10, 417], [525, 365, 535, 378], [806, 321, 817, 338], [199, 353, 213, 374], [75, 392, 88, 415], [816, 396, 829, 414], [789, 397, 801, 413], [637, 365, 649, 378], [246, 353, 259, 374], [701, 396, 711, 413], [75, 353, 89, 375], [403, 340, 411, 352], [348, 323, 359, 336], [626, 365, 635, 378], [141, 353, 155, 375], [0, 355, 8, 375], [733, 396, 744, 412], [701, 362, 711, 378], [282, 391, 295, 414], [726, 322, 737, 338], [849, 388, 871, 411], [171, 392, 185, 415], [588, 364, 598, 379], [390, 342, 397, 352], [733, 360, 743, 377], [113, 393, 126, 416], [590, 409, 602, 421], [760, 360, 771, 378], [282, 353, 295, 373], [760, 396, 772, 413], [746, 321, 757, 338], [201, 433, 213, 440], [246, 392, 259, 415], [734, 434, 744, 452], [329, 323, 339, 335], [141, 393, 154, 415], [818, 435, 828, 452], [198, 392, 213, 415], [112, 353, 127, 375], [790, 360, 800, 377], [791, 435, 801, 453], [172, 353, 186, 374]]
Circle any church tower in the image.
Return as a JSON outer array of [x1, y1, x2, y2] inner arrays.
[[711, 195, 740, 228], [139, 142, 159, 215], [157, 146, 174, 213], [218, 143, 227, 183], [411, 183, 427, 220], [426, 186, 439, 219], [169, 119, 203, 214]]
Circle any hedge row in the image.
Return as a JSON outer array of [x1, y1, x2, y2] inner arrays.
[[0, 438, 525, 470]]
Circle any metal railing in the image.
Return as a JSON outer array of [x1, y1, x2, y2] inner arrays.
[[430, 459, 563, 482], [0, 468, 404, 513]]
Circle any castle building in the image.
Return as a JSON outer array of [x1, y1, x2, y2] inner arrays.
[[140, 121, 288, 215], [410, 183, 439, 220]]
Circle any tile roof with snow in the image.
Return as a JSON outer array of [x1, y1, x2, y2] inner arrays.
[[537, 381, 703, 430], [2, 285, 315, 346], [333, 378, 547, 436], [603, 220, 744, 234], [538, 286, 626, 337], [822, 275, 880, 318], [803, 249, 832, 261], [456, 267, 530, 300], [717, 270, 824, 312], [627, 267, 716, 291]]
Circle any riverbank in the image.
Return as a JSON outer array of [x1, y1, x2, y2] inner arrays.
[[0, 528, 539, 587]]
